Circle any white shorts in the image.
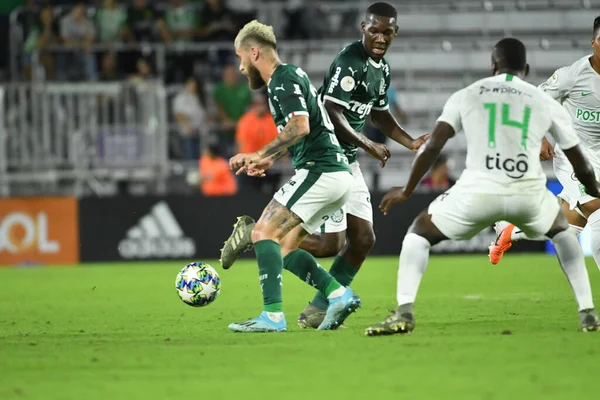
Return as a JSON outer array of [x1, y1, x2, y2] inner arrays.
[[553, 147, 600, 210], [273, 168, 353, 234], [429, 187, 560, 240], [316, 161, 373, 234]]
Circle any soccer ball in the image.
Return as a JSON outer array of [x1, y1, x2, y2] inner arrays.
[[175, 262, 221, 307]]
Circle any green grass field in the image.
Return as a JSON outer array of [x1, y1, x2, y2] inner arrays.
[[1, 254, 599, 400]]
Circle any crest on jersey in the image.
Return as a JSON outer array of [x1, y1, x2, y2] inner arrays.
[[379, 78, 386, 95], [341, 76, 355, 92], [331, 208, 344, 223]]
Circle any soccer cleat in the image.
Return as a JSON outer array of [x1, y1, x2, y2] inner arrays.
[[219, 216, 255, 270], [228, 311, 287, 333], [365, 304, 415, 336], [317, 288, 361, 330], [489, 222, 515, 265], [297, 303, 327, 329], [580, 308, 600, 332]]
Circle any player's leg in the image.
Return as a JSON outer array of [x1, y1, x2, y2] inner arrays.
[[489, 150, 589, 264], [510, 200, 587, 240], [220, 213, 346, 268], [512, 190, 599, 331], [576, 199, 600, 271], [298, 232, 345, 258], [501, 200, 586, 242], [221, 185, 344, 270], [299, 163, 375, 328], [490, 200, 586, 265], [278, 226, 361, 330], [229, 169, 360, 332], [227, 199, 302, 333], [365, 210, 448, 336], [278, 225, 350, 308], [299, 215, 374, 327], [293, 209, 347, 328], [366, 189, 487, 336], [275, 171, 361, 330], [545, 212, 597, 331]]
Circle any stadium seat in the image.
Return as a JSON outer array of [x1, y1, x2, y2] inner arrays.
[[395, 9, 590, 36]]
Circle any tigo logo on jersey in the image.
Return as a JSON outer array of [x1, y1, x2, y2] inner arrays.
[[0, 198, 79, 265], [118, 201, 196, 259], [485, 153, 529, 179]]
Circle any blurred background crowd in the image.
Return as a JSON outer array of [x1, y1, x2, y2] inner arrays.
[[0, 0, 595, 198]]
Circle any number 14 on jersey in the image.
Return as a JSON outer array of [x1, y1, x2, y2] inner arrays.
[[484, 102, 532, 150]]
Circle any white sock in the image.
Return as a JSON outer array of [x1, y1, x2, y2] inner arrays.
[[511, 230, 528, 241], [494, 221, 524, 241], [552, 230, 595, 311], [327, 286, 347, 299], [266, 312, 285, 322], [510, 227, 547, 241], [568, 224, 585, 237], [588, 209, 600, 271], [397, 233, 431, 306], [507, 224, 582, 242]]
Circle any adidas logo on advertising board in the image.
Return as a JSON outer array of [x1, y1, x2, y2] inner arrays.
[[118, 201, 196, 259]]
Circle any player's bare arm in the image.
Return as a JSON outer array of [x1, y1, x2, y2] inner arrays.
[[379, 121, 454, 215], [539, 137, 556, 160], [324, 100, 391, 167], [370, 108, 429, 152], [563, 145, 600, 197], [258, 116, 309, 158], [229, 116, 309, 170], [237, 150, 287, 177]]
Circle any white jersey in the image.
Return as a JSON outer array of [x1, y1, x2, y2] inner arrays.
[[540, 55, 600, 157], [437, 73, 579, 195]]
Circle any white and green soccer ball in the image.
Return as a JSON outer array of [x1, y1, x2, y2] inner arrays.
[[175, 262, 221, 307]]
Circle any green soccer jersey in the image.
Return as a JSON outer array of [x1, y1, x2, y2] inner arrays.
[[320, 41, 391, 163], [267, 64, 351, 173]]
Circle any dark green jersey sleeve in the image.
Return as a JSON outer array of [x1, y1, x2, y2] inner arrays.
[[322, 53, 365, 109], [271, 71, 310, 121], [373, 62, 391, 111]]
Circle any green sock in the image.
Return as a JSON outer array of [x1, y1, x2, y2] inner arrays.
[[254, 239, 283, 313], [282, 249, 341, 297], [311, 256, 358, 310]]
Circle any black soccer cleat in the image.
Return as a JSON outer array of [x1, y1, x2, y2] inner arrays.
[[580, 308, 600, 332], [365, 303, 415, 336]]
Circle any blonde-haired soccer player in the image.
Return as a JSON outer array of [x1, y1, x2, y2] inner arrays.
[[220, 20, 361, 332]]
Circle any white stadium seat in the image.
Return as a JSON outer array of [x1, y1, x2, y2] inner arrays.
[[395, 9, 590, 35]]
